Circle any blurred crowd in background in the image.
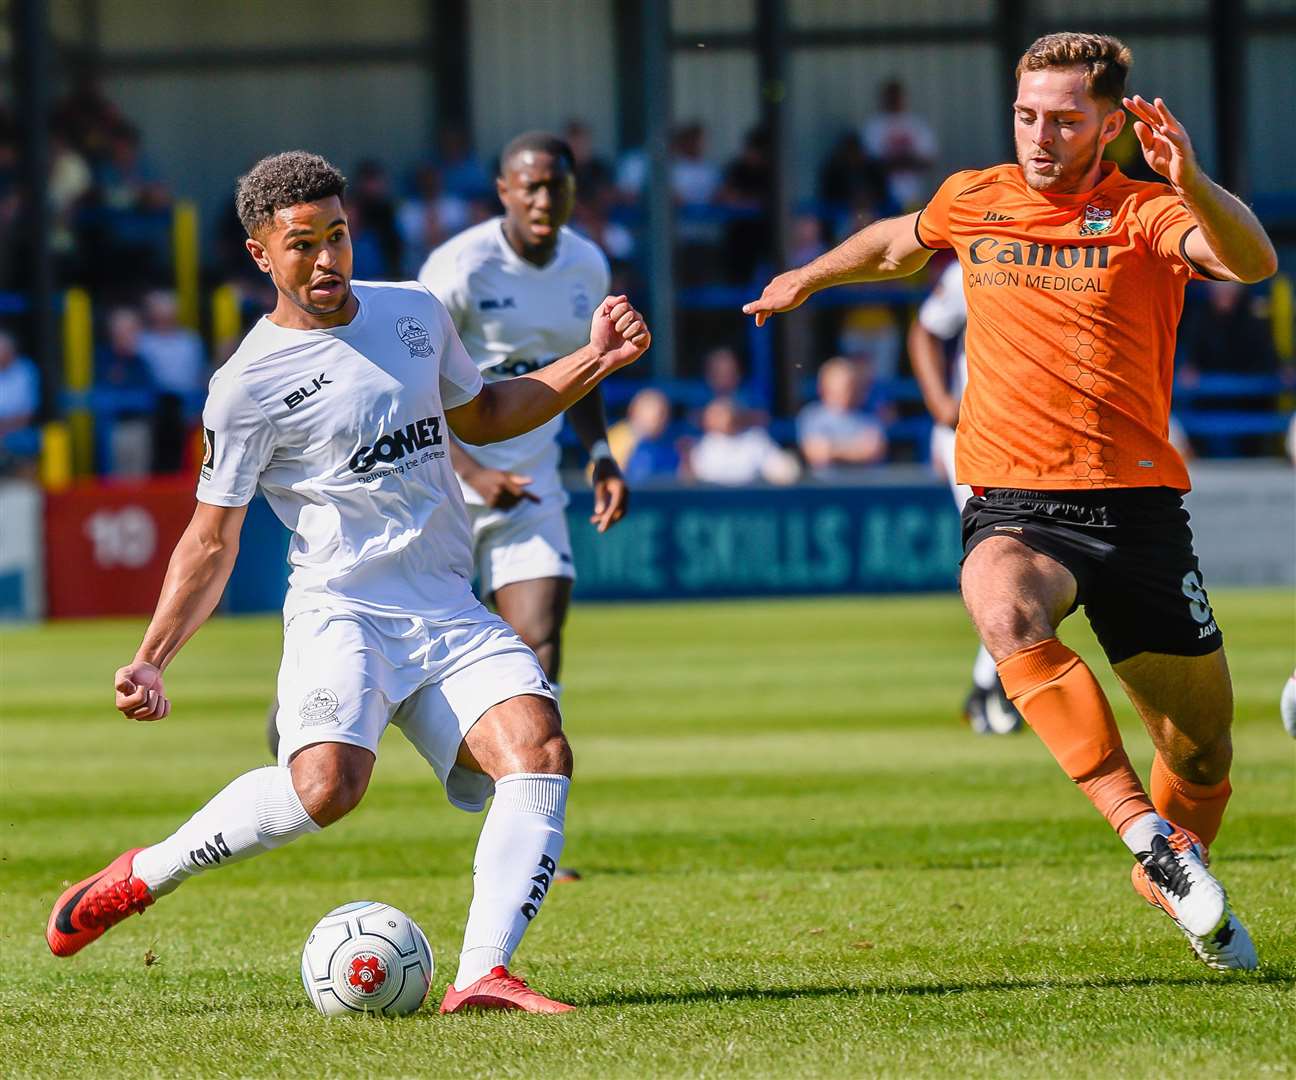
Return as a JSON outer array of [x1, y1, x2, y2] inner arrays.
[[1, 78, 1292, 483]]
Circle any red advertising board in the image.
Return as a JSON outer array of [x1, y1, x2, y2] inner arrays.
[[45, 479, 196, 617]]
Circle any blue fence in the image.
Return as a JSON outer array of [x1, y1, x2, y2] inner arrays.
[[224, 482, 964, 613]]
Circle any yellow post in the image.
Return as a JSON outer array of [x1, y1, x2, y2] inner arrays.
[[173, 199, 200, 330], [61, 288, 94, 477], [210, 283, 242, 358], [39, 420, 73, 492], [1270, 273, 1292, 363]]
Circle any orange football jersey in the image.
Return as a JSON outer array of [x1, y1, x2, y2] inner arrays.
[[917, 161, 1217, 491]]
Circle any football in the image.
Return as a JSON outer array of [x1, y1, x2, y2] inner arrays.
[[300, 901, 433, 1017]]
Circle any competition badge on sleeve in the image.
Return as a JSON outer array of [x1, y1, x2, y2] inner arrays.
[[201, 428, 215, 480]]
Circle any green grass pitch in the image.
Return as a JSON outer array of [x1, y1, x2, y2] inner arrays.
[[4, 589, 1293, 1078]]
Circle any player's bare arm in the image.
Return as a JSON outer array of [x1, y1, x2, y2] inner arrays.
[[566, 389, 628, 533], [447, 295, 650, 445], [447, 437, 539, 510], [115, 502, 248, 722], [743, 213, 932, 326], [907, 318, 960, 428], [1124, 94, 1277, 284]]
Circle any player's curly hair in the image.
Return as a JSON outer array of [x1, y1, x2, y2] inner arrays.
[[1016, 32, 1132, 109], [235, 151, 347, 237]]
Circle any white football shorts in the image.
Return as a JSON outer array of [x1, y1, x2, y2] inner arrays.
[[931, 423, 973, 512], [468, 493, 575, 598], [275, 605, 556, 812]]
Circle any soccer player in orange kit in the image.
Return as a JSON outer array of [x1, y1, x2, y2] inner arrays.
[[745, 32, 1276, 971]]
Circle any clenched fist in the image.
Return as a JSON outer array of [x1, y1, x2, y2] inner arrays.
[[590, 295, 651, 370]]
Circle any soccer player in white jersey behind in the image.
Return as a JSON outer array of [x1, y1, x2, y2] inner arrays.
[[907, 261, 1023, 736], [45, 152, 651, 1015], [418, 131, 625, 700]]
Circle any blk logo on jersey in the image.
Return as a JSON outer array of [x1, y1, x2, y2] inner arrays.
[[479, 297, 516, 311], [348, 415, 445, 475], [396, 316, 433, 357], [284, 373, 333, 410]]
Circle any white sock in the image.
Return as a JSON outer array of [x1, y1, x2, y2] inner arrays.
[[972, 644, 999, 691], [453, 773, 568, 991], [132, 766, 320, 896], [1121, 811, 1172, 857]]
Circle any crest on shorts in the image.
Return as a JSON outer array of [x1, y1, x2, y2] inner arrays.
[[1080, 202, 1113, 236], [396, 316, 433, 357], [299, 687, 340, 726]]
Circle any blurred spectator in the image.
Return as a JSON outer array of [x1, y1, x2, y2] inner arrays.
[[571, 188, 636, 265], [350, 159, 402, 279], [862, 79, 937, 209], [609, 388, 681, 483], [49, 129, 93, 261], [689, 397, 799, 486], [397, 163, 469, 276], [563, 119, 614, 203], [819, 131, 889, 212], [53, 77, 125, 164], [796, 357, 889, 473], [0, 330, 41, 476], [838, 303, 902, 381], [95, 307, 157, 477], [696, 346, 768, 424], [616, 121, 720, 206], [1183, 281, 1279, 378], [137, 291, 206, 396], [717, 125, 773, 282], [437, 126, 492, 201], [790, 213, 828, 268], [95, 124, 170, 211]]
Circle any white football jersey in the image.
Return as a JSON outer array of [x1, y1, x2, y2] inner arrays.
[[197, 281, 485, 624], [917, 259, 969, 401], [418, 218, 610, 504]]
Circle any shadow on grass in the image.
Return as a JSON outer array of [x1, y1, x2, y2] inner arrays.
[[582, 969, 1296, 1008]]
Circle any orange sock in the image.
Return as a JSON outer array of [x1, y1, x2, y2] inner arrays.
[[998, 638, 1156, 836], [1151, 753, 1230, 848]]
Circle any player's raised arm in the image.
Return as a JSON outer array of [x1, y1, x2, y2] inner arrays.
[[446, 295, 650, 445], [115, 502, 248, 721], [1124, 94, 1277, 284], [743, 212, 933, 326]]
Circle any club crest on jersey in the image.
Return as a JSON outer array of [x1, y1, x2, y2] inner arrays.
[[571, 283, 591, 319], [396, 316, 433, 357], [1080, 203, 1113, 236]]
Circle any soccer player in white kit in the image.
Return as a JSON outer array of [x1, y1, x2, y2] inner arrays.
[[907, 260, 1022, 735], [45, 152, 651, 1015], [418, 132, 625, 694]]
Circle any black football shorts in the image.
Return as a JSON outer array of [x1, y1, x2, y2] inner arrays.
[[960, 486, 1224, 665]]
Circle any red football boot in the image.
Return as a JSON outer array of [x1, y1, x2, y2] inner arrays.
[[46, 848, 154, 958], [439, 966, 574, 1014]]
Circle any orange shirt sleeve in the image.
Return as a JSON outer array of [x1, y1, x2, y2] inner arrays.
[[916, 170, 979, 251], [1136, 191, 1224, 281]]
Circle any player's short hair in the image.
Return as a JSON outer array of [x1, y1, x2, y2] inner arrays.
[[498, 131, 575, 177], [1016, 32, 1132, 109], [235, 151, 347, 238]]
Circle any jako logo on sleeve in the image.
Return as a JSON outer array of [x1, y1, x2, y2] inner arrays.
[[348, 416, 444, 474]]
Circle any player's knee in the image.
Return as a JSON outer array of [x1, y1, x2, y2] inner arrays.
[[291, 752, 372, 826], [971, 600, 1054, 660], [518, 731, 572, 778], [1166, 732, 1232, 786]]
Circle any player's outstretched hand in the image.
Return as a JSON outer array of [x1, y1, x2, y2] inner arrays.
[[743, 268, 811, 327], [115, 661, 170, 721], [1123, 95, 1199, 191], [591, 295, 651, 370]]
